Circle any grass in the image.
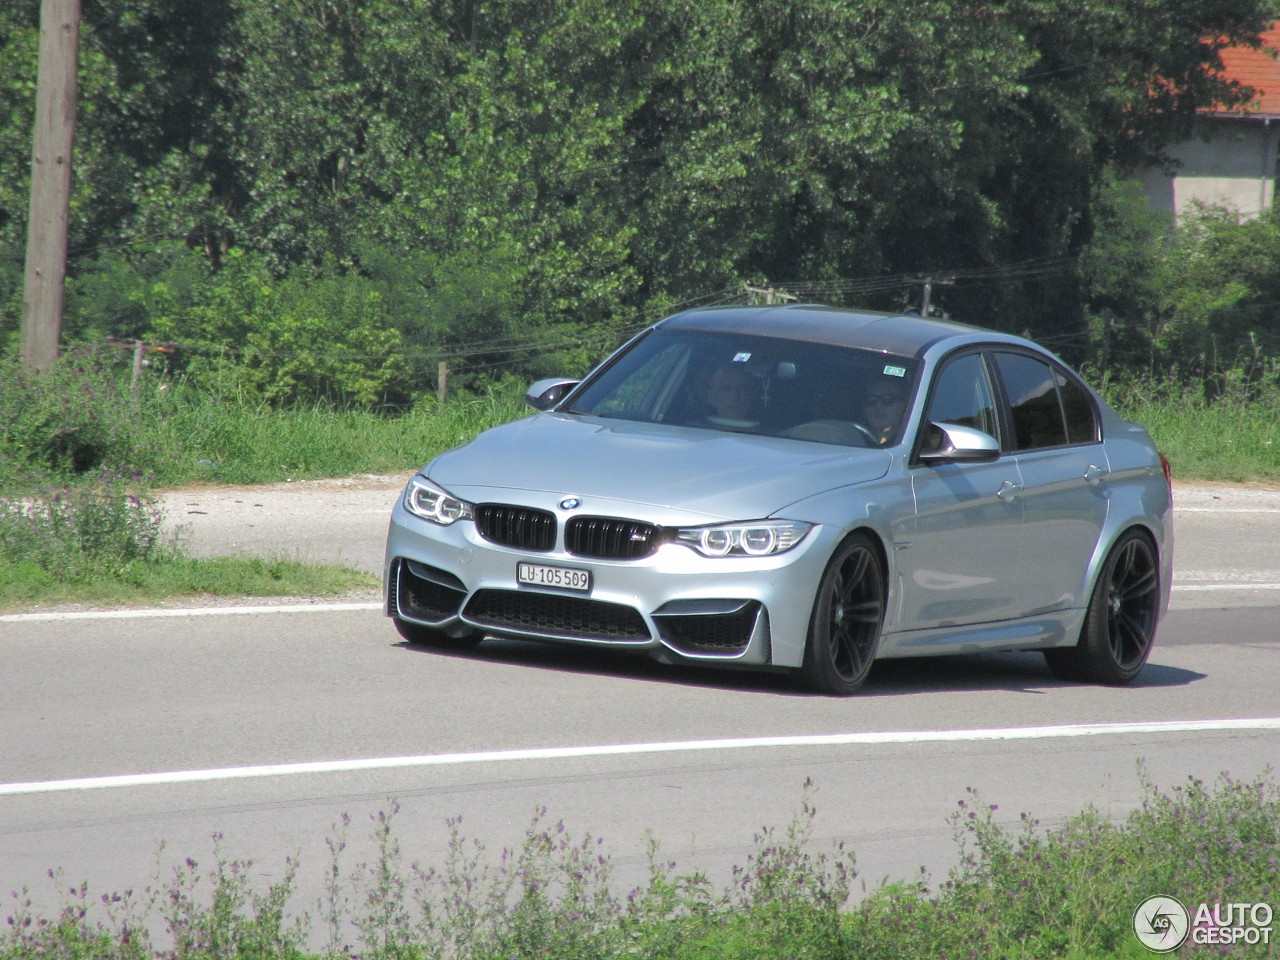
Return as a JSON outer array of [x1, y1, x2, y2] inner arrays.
[[142, 390, 528, 487], [0, 364, 517, 609], [0, 555, 376, 613], [4, 769, 1279, 959], [1100, 374, 1280, 486], [112, 373, 1280, 488]]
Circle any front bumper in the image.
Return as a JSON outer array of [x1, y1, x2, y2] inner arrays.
[[383, 496, 832, 669]]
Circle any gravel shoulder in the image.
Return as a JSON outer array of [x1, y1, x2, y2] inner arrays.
[[159, 472, 414, 579]]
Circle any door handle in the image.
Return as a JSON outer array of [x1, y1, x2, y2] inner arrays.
[[996, 479, 1023, 501], [1084, 464, 1108, 485]]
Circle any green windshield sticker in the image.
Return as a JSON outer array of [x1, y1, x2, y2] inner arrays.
[[883, 365, 907, 377]]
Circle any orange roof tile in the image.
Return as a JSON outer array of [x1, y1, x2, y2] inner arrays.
[[1211, 23, 1280, 116]]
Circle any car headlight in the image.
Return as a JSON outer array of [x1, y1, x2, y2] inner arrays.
[[403, 477, 474, 525], [674, 520, 811, 558]]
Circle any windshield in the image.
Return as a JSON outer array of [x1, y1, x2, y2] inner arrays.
[[566, 329, 918, 447]]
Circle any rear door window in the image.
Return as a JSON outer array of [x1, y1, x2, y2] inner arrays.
[[992, 352, 1067, 450]]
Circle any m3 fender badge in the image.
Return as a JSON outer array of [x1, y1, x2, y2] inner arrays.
[[558, 497, 582, 510]]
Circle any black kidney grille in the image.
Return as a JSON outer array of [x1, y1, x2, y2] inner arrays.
[[566, 516, 661, 559], [464, 589, 650, 642], [475, 504, 556, 551]]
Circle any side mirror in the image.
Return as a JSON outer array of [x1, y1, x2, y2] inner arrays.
[[524, 378, 580, 411], [918, 422, 1001, 464]]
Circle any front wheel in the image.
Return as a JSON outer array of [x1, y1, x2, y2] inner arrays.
[[1044, 529, 1159, 684], [393, 617, 482, 650], [801, 533, 886, 695]]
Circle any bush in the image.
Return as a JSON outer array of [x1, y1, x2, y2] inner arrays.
[[0, 467, 168, 580], [0, 353, 166, 486]]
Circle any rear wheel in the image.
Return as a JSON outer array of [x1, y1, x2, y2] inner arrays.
[[393, 617, 482, 650], [801, 533, 885, 695], [1044, 529, 1159, 684]]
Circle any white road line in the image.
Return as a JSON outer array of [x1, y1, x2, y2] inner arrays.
[[1176, 507, 1280, 514], [1174, 583, 1280, 592], [4, 719, 1279, 797], [0, 602, 382, 623]]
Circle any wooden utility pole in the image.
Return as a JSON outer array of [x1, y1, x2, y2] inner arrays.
[[743, 284, 797, 306], [916, 275, 954, 317], [106, 339, 177, 391], [437, 361, 449, 403], [20, 0, 80, 375]]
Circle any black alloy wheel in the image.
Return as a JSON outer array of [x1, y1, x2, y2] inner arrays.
[[1045, 529, 1159, 684], [801, 532, 886, 695]]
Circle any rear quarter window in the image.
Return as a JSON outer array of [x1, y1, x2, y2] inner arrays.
[[1055, 367, 1100, 444]]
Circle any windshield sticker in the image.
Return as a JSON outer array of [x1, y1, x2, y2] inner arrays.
[[732, 352, 752, 363], [883, 365, 907, 378]]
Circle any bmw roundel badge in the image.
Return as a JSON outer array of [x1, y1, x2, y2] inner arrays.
[[558, 497, 582, 510]]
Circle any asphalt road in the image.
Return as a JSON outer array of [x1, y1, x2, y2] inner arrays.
[[2, 479, 1278, 947]]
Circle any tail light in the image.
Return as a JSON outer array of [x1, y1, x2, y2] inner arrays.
[[1159, 453, 1173, 500]]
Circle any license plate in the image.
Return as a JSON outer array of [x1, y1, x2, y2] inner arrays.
[[517, 562, 592, 592]]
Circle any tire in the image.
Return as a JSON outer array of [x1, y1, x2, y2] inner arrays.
[[393, 617, 482, 650], [1044, 529, 1159, 685], [801, 532, 886, 695]]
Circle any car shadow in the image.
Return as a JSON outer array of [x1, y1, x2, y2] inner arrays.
[[860, 651, 1204, 696], [394, 639, 1204, 696], [395, 636, 806, 695]]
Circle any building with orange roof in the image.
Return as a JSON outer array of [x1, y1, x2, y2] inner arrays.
[[1141, 23, 1280, 219]]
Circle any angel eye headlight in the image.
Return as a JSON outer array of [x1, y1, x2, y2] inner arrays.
[[403, 477, 474, 525], [701, 529, 734, 556], [742, 526, 777, 555], [675, 520, 811, 558]]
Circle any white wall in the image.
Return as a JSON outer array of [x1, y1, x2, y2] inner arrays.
[[1139, 116, 1280, 220]]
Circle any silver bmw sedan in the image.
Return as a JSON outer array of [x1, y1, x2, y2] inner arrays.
[[385, 304, 1173, 695]]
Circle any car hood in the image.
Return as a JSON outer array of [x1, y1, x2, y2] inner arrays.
[[426, 412, 892, 523]]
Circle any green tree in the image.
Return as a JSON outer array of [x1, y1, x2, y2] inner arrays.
[[615, 0, 1273, 345], [2, 0, 1275, 382], [132, 248, 411, 406], [1153, 205, 1280, 375], [1077, 170, 1170, 372], [0, 0, 239, 341]]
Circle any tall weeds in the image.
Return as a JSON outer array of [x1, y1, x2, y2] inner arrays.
[[4, 771, 1279, 960], [1100, 371, 1280, 483], [0, 467, 169, 579]]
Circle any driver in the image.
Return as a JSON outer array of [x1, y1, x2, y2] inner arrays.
[[862, 379, 908, 445], [703, 362, 759, 424]]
